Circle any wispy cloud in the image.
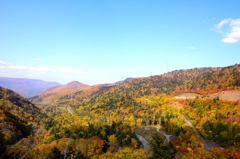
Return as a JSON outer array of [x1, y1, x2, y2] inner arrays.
[[216, 18, 232, 30], [35, 57, 42, 61], [0, 60, 50, 72], [202, 17, 215, 23], [216, 18, 240, 43], [0, 60, 11, 66], [0, 60, 89, 74]]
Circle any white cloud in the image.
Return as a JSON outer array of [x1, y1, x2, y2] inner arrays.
[[216, 18, 232, 30], [221, 37, 238, 43], [35, 57, 42, 61], [0, 61, 51, 72], [0, 60, 90, 74], [216, 18, 240, 43], [0, 60, 11, 66]]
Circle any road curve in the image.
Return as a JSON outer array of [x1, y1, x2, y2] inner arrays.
[[156, 127, 173, 143], [136, 134, 150, 149]]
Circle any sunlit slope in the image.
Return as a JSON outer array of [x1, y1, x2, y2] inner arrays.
[[3, 64, 238, 159], [78, 64, 240, 111], [30, 81, 114, 105]]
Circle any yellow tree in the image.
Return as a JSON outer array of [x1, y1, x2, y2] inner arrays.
[[108, 134, 119, 152], [79, 136, 105, 158]]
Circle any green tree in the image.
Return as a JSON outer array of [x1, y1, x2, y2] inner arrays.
[[47, 147, 63, 159], [150, 133, 177, 159]]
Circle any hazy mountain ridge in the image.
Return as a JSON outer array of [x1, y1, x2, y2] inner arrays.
[[0, 77, 61, 98]]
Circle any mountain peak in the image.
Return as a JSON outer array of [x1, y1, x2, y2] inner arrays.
[[37, 80, 89, 97], [66, 81, 89, 88]]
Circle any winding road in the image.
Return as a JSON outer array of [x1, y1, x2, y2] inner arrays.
[[156, 127, 173, 143], [136, 134, 150, 149], [171, 101, 217, 151], [136, 101, 216, 153], [180, 113, 211, 151]]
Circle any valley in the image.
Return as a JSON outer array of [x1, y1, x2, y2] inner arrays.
[[0, 64, 240, 158]]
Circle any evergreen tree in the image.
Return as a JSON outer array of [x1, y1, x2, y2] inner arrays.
[[150, 133, 177, 159], [47, 147, 63, 159]]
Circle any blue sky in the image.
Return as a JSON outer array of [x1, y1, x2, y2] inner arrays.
[[0, 1, 240, 85]]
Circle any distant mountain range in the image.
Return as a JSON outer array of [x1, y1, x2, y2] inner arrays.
[[0, 77, 61, 98], [0, 76, 135, 100]]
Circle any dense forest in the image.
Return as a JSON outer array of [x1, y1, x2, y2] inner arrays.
[[0, 64, 240, 158]]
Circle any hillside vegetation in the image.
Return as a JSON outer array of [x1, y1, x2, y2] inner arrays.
[[1, 64, 240, 159], [0, 86, 42, 158]]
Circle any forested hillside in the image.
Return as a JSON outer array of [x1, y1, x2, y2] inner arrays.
[[0, 86, 42, 158], [76, 64, 240, 112], [1, 64, 240, 159], [32, 64, 240, 107]]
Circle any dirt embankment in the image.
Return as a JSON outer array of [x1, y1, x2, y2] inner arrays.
[[175, 90, 240, 101], [206, 90, 240, 101]]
